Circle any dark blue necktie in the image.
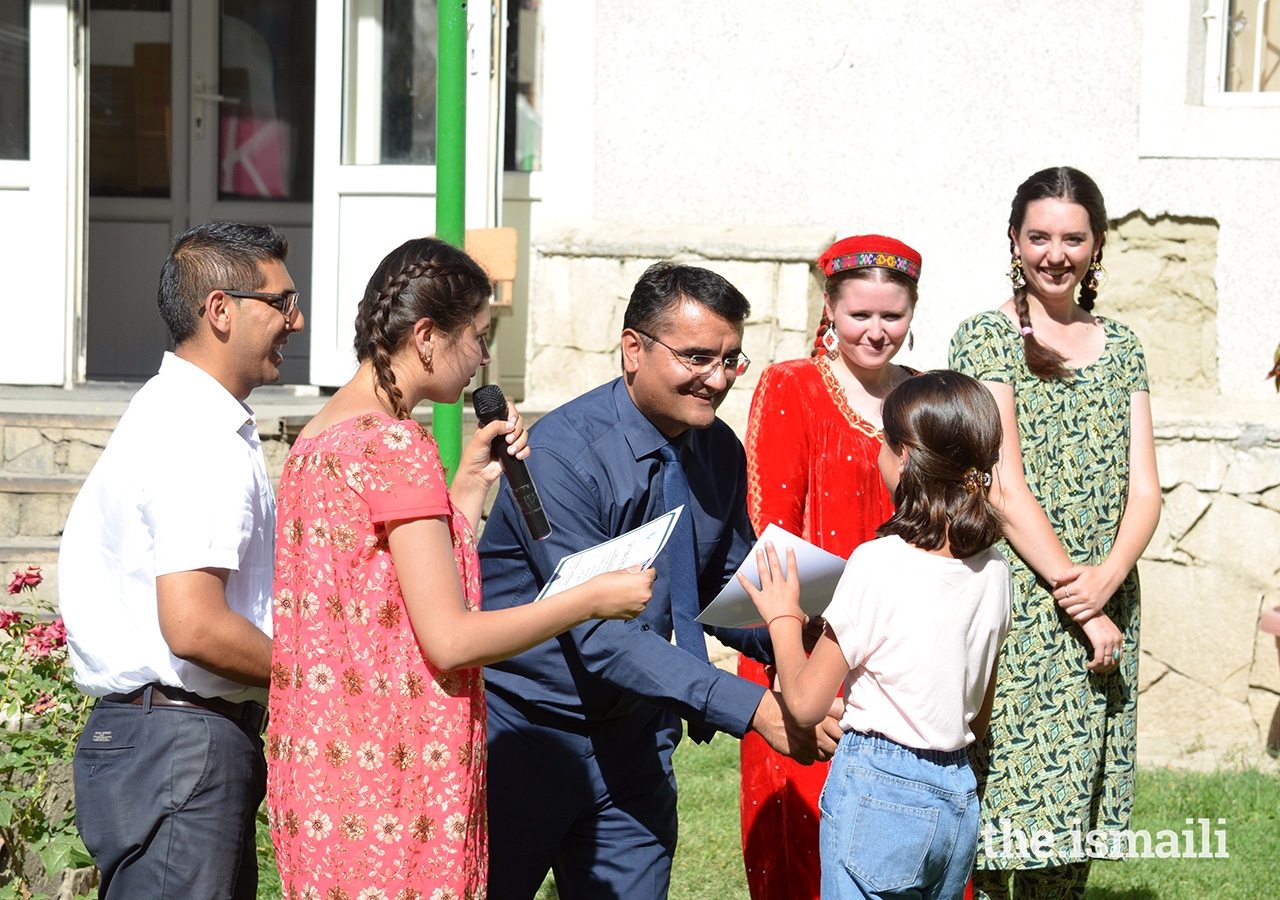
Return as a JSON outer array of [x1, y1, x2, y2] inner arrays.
[[658, 442, 713, 742], [658, 442, 710, 666]]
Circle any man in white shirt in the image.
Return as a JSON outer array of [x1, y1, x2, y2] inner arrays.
[[60, 222, 304, 900]]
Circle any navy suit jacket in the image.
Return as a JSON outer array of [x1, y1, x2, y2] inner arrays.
[[479, 378, 770, 738]]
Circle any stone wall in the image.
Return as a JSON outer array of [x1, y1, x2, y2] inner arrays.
[[0, 416, 112, 602], [1140, 399, 1280, 767], [1103, 213, 1220, 396], [524, 223, 834, 432], [0, 414, 300, 602]]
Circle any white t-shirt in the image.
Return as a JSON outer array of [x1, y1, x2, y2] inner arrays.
[[59, 352, 275, 704], [822, 534, 1011, 752]]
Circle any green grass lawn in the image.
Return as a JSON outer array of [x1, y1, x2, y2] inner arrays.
[[259, 735, 1280, 899], [1083, 767, 1280, 900]]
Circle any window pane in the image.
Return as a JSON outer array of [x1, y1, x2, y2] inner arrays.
[[504, 0, 541, 172], [218, 1, 316, 199], [88, 0, 172, 197], [1225, 0, 1280, 91], [343, 0, 438, 165], [0, 0, 29, 160]]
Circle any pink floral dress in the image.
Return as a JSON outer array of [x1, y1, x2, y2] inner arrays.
[[267, 413, 486, 900]]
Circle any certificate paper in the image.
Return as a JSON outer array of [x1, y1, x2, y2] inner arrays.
[[536, 506, 683, 600], [695, 523, 847, 628]]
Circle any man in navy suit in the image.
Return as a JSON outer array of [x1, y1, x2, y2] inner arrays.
[[480, 262, 841, 899]]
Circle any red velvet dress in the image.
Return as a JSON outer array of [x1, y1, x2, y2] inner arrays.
[[740, 356, 897, 900]]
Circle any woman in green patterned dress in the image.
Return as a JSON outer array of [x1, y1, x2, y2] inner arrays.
[[948, 167, 1161, 900]]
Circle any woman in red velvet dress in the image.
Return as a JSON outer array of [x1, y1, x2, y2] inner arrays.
[[740, 234, 922, 900]]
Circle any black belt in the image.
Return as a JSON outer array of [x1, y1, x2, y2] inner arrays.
[[103, 684, 268, 734]]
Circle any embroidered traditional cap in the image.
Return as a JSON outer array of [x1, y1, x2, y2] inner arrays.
[[817, 234, 922, 282]]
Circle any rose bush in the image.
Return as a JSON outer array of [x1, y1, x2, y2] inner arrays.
[[1, 566, 93, 899]]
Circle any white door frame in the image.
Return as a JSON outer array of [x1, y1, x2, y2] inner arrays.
[[0, 0, 82, 386]]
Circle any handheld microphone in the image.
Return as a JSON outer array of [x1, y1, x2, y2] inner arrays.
[[471, 384, 552, 541]]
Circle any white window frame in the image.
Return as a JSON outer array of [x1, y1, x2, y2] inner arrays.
[[308, 0, 497, 387], [1203, 0, 1280, 103], [1139, 0, 1280, 158]]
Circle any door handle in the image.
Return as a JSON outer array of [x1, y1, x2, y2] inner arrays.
[[192, 90, 241, 139], [192, 91, 240, 105]]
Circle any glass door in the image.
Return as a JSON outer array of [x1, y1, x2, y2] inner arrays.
[[85, 0, 315, 381]]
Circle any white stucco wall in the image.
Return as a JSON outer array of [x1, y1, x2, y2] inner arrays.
[[530, 0, 1280, 403]]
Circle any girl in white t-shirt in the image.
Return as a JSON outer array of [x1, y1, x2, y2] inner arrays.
[[741, 369, 1012, 900]]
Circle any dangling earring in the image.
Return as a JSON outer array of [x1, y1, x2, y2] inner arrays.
[[907, 330, 914, 352], [1084, 258, 1104, 291], [821, 324, 839, 359], [1008, 256, 1026, 289], [420, 345, 433, 373]]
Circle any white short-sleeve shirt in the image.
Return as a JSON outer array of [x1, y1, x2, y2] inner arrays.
[[822, 535, 1012, 752], [59, 352, 275, 704]]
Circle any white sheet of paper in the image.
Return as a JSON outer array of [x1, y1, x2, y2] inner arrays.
[[695, 523, 847, 628], [536, 506, 683, 600]]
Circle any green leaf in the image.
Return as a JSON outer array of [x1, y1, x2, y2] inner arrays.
[[40, 835, 76, 878], [0, 795, 12, 825]]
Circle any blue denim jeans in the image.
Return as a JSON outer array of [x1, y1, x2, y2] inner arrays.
[[819, 731, 978, 900]]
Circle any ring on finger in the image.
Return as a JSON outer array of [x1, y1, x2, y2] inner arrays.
[[1112, 649, 1121, 662]]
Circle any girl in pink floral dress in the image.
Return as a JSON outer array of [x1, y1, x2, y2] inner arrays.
[[267, 238, 653, 900]]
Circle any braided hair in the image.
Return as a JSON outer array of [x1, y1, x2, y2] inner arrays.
[[353, 238, 492, 419], [1009, 166, 1108, 381]]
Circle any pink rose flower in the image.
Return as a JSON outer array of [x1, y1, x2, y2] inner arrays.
[[7, 565, 43, 595], [30, 690, 56, 715], [22, 619, 64, 658]]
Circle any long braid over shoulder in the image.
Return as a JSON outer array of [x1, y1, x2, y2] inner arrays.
[[353, 238, 492, 419], [1010, 250, 1072, 382], [1008, 166, 1108, 381]]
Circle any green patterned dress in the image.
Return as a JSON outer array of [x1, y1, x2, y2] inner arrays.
[[949, 311, 1148, 869]]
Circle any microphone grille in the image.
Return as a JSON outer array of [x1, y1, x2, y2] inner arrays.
[[471, 384, 508, 424]]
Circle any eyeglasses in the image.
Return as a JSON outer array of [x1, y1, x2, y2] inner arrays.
[[635, 329, 750, 377], [218, 289, 301, 318]]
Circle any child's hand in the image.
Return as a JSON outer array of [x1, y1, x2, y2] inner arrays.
[[584, 566, 655, 620], [737, 543, 803, 626]]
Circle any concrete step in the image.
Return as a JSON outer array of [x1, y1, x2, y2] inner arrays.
[[0, 535, 61, 561], [0, 473, 87, 494]]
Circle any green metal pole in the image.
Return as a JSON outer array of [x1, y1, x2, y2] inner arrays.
[[433, 0, 468, 481]]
